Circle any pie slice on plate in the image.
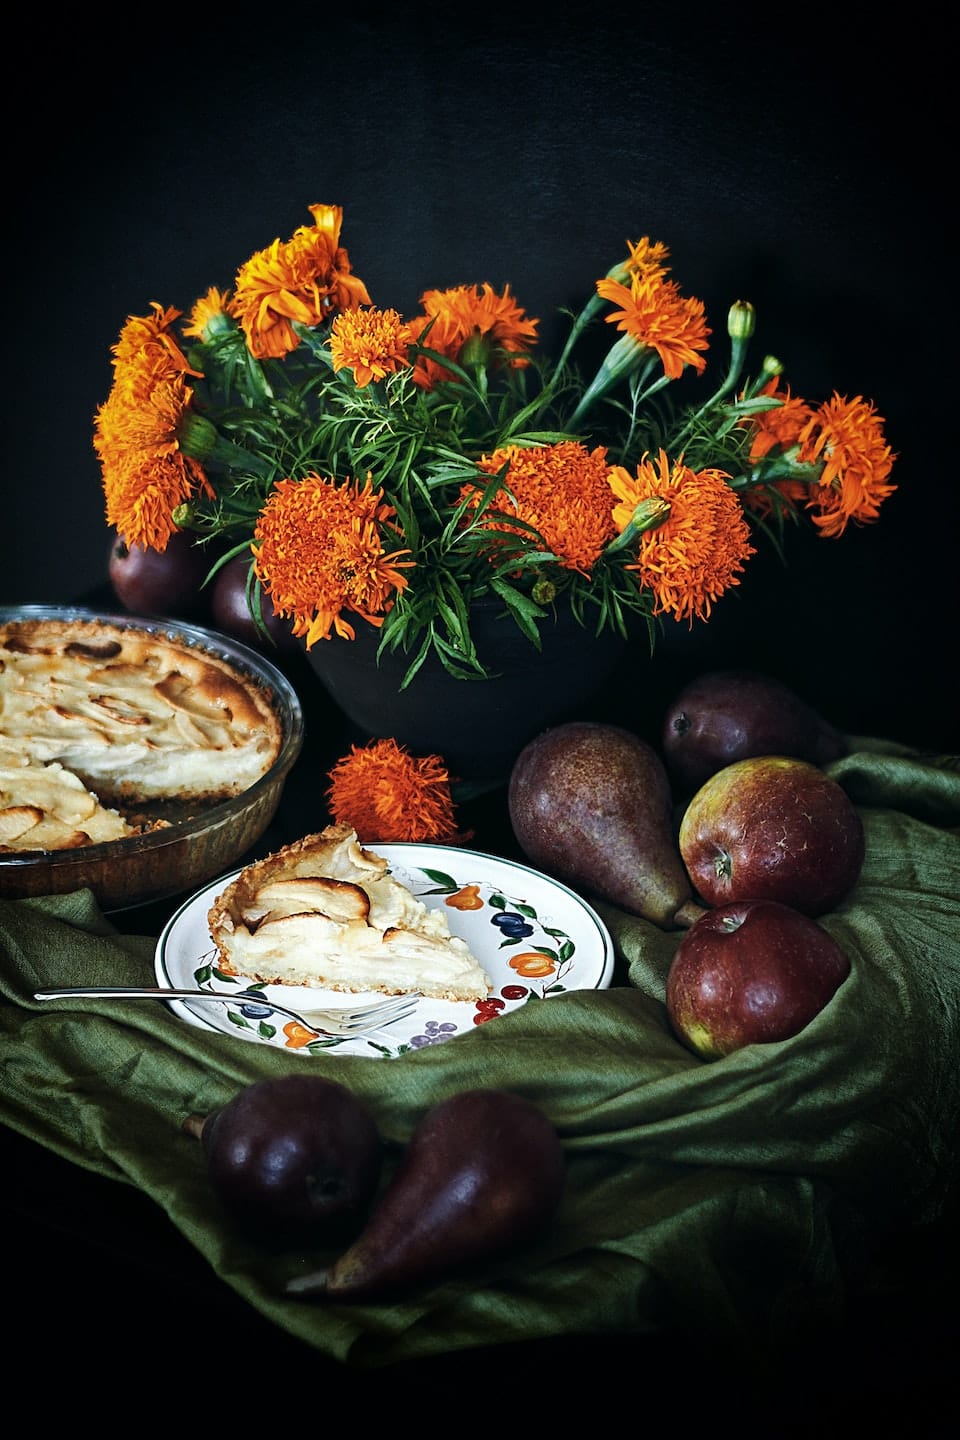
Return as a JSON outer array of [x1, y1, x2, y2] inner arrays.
[[207, 822, 491, 1002]]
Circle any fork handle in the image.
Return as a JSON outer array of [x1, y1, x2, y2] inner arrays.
[[34, 987, 240, 1003]]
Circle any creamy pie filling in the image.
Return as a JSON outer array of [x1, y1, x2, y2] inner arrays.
[[0, 617, 283, 852], [208, 824, 492, 1003]]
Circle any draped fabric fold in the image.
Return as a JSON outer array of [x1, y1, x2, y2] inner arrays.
[[1, 742, 958, 1369]]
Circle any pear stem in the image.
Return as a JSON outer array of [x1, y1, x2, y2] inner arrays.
[[673, 899, 709, 929], [286, 1269, 334, 1296]]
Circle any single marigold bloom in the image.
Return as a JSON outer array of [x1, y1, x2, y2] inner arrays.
[[746, 377, 815, 461], [794, 393, 897, 537], [94, 344, 213, 551], [232, 203, 372, 361], [596, 269, 710, 380], [327, 737, 462, 843], [110, 300, 201, 376], [609, 450, 754, 625], [742, 376, 816, 519], [622, 235, 671, 282], [407, 282, 538, 388], [183, 286, 240, 341], [252, 472, 413, 647], [329, 306, 414, 387], [466, 441, 618, 576]]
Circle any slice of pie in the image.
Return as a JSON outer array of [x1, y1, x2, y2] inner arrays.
[[207, 823, 492, 1003]]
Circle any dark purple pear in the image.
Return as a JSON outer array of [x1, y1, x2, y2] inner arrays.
[[286, 1088, 565, 1300], [508, 721, 705, 929], [662, 669, 847, 795], [185, 1074, 382, 1236]]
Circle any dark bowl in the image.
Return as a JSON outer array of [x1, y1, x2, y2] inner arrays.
[[0, 605, 304, 911]]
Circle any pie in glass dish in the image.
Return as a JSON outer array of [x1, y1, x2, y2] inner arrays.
[[0, 611, 285, 854]]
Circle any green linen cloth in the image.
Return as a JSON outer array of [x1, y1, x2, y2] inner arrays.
[[1, 741, 958, 1370]]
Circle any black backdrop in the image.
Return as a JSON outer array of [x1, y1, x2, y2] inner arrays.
[[6, 9, 955, 750]]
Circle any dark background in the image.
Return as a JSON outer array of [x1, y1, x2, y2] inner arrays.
[[5, 8, 956, 750], [2, 10, 957, 1415]]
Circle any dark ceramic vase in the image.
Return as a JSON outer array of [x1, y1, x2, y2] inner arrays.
[[304, 601, 632, 783]]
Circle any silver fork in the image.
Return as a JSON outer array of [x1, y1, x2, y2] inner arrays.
[[32, 986, 422, 1037]]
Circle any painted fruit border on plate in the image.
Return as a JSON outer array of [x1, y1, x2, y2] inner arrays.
[[155, 842, 616, 1059]]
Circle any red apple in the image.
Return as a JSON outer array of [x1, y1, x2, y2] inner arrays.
[[678, 756, 864, 916], [665, 899, 851, 1059], [107, 529, 212, 620]]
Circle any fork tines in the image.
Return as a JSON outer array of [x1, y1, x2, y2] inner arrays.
[[330, 991, 423, 1024], [325, 993, 422, 1032]]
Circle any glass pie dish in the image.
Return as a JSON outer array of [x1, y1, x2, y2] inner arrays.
[[0, 605, 304, 911]]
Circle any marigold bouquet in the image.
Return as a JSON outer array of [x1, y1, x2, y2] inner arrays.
[[94, 202, 896, 685]]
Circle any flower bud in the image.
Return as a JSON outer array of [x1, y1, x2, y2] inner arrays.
[[727, 301, 755, 340], [200, 308, 238, 341], [603, 495, 671, 557], [177, 411, 220, 461], [628, 496, 672, 532], [460, 331, 492, 370], [532, 578, 557, 604]]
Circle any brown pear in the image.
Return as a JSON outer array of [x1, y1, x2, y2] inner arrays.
[[508, 721, 705, 929], [286, 1088, 565, 1300]]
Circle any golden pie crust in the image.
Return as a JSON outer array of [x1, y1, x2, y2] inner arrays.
[[207, 823, 492, 1003], [0, 615, 284, 853]]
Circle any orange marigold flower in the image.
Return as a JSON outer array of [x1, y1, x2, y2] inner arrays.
[[609, 449, 754, 625], [622, 235, 671, 282], [252, 472, 413, 646], [743, 476, 811, 521], [327, 737, 462, 843], [742, 377, 816, 519], [794, 393, 897, 537], [110, 300, 201, 376], [329, 306, 414, 387], [94, 345, 213, 551], [232, 203, 372, 361], [182, 286, 240, 341], [466, 441, 618, 576], [747, 377, 815, 461], [596, 270, 710, 380], [407, 282, 538, 388]]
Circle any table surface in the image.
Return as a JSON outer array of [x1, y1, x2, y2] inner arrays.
[[3, 599, 957, 1422]]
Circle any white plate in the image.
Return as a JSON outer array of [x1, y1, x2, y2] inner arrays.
[[155, 843, 615, 1058]]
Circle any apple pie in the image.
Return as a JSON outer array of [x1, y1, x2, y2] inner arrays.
[[207, 823, 492, 1003], [0, 614, 284, 852]]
